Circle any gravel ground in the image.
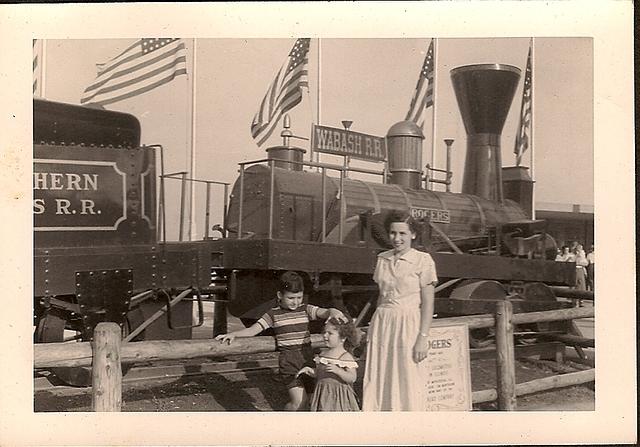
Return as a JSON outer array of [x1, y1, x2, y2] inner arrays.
[[34, 354, 594, 412]]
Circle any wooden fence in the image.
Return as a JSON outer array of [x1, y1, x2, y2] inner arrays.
[[34, 304, 595, 412]]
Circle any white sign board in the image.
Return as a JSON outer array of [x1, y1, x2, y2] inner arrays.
[[424, 323, 472, 411]]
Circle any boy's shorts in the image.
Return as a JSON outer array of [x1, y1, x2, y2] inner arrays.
[[277, 344, 315, 394]]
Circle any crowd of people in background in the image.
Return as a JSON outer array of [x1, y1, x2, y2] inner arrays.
[[555, 242, 595, 291]]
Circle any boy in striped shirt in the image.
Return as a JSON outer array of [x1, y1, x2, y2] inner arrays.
[[216, 271, 348, 411]]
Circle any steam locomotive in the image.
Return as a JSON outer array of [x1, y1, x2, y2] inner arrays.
[[33, 64, 575, 386]]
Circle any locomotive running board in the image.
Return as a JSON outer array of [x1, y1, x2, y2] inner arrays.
[[205, 238, 576, 286]]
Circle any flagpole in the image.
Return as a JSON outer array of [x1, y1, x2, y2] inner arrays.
[[530, 37, 535, 220], [430, 38, 438, 191], [188, 38, 197, 240], [315, 38, 322, 164], [41, 40, 47, 98]]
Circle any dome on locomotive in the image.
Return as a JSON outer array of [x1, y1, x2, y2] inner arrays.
[[386, 120, 425, 138], [386, 120, 425, 190]]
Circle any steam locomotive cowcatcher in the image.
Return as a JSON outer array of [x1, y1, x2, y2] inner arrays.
[[34, 64, 576, 386]]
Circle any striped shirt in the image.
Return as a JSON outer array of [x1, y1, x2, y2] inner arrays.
[[256, 304, 320, 350]]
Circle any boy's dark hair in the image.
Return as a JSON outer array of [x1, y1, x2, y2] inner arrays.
[[277, 271, 304, 294], [326, 317, 363, 355], [384, 210, 419, 234]]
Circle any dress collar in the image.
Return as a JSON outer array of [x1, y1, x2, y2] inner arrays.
[[378, 248, 419, 264]]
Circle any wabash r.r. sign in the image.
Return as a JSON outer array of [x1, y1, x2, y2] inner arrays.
[[311, 124, 387, 162]]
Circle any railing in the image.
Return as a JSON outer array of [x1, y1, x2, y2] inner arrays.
[[148, 143, 230, 242], [34, 304, 594, 412], [236, 157, 385, 243], [159, 171, 230, 242]]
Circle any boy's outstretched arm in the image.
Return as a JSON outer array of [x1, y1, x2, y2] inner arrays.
[[215, 322, 263, 344], [315, 307, 348, 322]]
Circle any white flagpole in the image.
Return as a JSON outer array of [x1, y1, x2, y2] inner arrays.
[[530, 37, 535, 220], [188, 38, 198, 240], [315, 38, 322, 164], [41, 40, 47, 97], [430, 38, 438, 191]]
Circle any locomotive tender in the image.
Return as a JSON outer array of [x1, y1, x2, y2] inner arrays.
[[34, 64, 575, 386]]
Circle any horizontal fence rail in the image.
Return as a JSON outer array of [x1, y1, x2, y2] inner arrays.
[[35, 306, 595, 411], [472, 369, 596, 404]]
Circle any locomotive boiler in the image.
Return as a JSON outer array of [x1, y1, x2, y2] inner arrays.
[[33, 63, 576, 386]]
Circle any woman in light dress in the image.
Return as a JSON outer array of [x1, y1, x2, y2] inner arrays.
[[362, 211, 438, 411], [573, 243, 589, 291]]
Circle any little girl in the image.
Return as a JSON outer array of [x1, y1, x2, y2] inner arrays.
[[297, 317, 362, 411]]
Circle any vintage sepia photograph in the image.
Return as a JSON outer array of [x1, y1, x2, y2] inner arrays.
[[32, 36, 594, 411], [0, 2, 636, 446]]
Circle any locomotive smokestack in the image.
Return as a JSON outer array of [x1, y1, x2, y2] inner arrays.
[[450, 64, 521, 203]]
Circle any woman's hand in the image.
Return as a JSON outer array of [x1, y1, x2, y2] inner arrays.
[[413, 335, 430, 363], [215, 333, 236, 344]]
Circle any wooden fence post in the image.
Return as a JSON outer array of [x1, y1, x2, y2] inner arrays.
[[92, 322, 122, 412], [495, 300, 516, 410]]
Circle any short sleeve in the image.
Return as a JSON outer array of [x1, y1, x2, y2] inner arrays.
[[256, 311, 274, 330], [418, 253, 438, 288], [373, 257, 383, 284], [306, 304, 320, 321]]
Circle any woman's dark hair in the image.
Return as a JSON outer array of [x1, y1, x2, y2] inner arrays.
[[384, 210, 419, 234], [277, 271, 304, 293], [325, 317, 363, 355]]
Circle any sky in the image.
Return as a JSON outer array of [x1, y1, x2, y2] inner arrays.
[[37, 37, 593, 240]]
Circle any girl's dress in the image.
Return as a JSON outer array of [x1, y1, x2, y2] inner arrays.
[[362, 248, 438, 411], [309, 352, 360, 411]]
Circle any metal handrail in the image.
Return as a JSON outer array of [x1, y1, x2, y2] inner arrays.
[[237, 157, 385, 177], [158, 171, 231, 241], [235, 157, 386, 244], [162, 173, 230, 187]]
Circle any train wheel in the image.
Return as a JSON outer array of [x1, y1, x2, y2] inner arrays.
[[518, 282, 567, 345], [469, 328, 495, 348], [449, 280, 506, 348], [518, 282, 569, 354], [35, 308, 145, 387]]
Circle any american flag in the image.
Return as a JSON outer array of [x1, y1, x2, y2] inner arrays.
[[251, 38, 310, 147], [514, 44, 533, 166], [81, 38, 187, 107], [405, 40, 435, 128]]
